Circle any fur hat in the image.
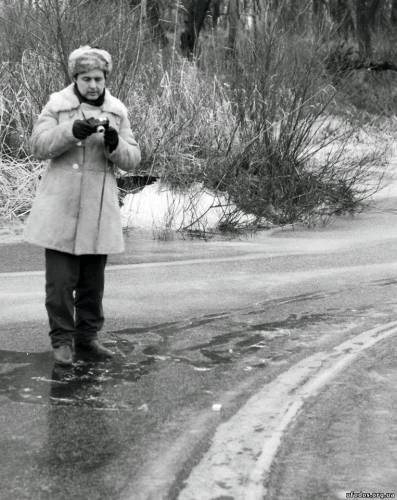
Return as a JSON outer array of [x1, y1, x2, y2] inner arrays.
[[68, 46, 113, 79]]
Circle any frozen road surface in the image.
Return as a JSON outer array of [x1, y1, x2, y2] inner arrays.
[[1, 197, 397, 499]]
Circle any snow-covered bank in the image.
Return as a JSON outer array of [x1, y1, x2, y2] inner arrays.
[[120, 181, 254, 233]]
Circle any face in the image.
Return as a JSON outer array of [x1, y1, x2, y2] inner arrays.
[[74, 69, 106, 100]]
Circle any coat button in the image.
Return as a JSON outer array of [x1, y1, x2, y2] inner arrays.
[[72, 163, 79, 169]]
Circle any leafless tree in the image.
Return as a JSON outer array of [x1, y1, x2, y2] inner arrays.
[[391, 0, 397, 25], [355, 0, 386, 58], [227, 0, 239, 53], [180, 0, 213, 57], [146, 0, 168, 46]]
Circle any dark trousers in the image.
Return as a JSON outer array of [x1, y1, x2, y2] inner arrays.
[[45, 249, 107, 348]]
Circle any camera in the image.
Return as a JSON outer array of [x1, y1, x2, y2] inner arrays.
[[95, 118, 109, 133]]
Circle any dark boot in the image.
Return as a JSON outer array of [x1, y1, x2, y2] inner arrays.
[[75, 340, 115, 360], [53, 344, 73, 366]]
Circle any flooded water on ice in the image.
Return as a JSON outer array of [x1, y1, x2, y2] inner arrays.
[[0, 286, 391, 412]]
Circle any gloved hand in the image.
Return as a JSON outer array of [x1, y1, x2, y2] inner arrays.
[[72, 118, 98, 140], [104, 126, 119, 153]]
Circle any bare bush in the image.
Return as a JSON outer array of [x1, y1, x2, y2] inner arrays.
[[144, 29, 384, 230]]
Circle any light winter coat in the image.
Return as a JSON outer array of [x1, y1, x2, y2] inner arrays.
[[24, 84, 141, 255]]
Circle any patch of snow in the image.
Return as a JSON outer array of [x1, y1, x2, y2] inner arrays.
[[121, 181, 253, 231]]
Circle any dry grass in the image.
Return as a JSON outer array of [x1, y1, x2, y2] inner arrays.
[[0, 154, 43, 219]]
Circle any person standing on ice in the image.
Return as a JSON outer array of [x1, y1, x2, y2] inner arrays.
[[24, 46, 141, 366]]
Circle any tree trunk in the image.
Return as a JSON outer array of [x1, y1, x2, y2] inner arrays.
[[330, 0, 355, 39], [53, 0, 70, 84], [146, 0, 168, 46], [180, 0, 212, 58], [210, 0, 222, 27], [312, 0, 325, 34], [312, 0, 323, 18], [356, 0, 372, 58], [391, 0, 397, 25], [367, 0, 383, 30], [227, 0, 239, 53]]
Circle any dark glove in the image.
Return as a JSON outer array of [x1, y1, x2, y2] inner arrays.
[[72, 118, 98, 140], [104, 126, 119, 153]]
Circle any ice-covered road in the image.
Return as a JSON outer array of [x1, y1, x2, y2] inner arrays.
[[1, 187, 397, 499]]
